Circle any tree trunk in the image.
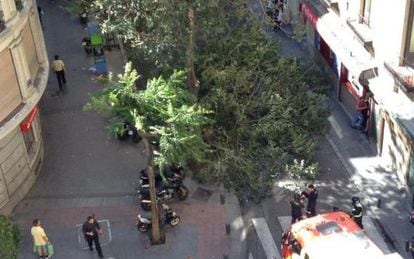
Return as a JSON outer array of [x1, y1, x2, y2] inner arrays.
[[142, 137, 165, 244], [186, 5, 199, 95]]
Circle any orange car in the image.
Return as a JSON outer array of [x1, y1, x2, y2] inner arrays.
[[281, 211, 393, 259]]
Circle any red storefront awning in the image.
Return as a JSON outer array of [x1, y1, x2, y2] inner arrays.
[[20, 106, 38, 133], [300, 3, 318, 27]]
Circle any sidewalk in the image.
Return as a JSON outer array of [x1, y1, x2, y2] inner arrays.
[[264, 10, 414, 256], [13, 1, 243, 258], [252, 0, 413, 256]]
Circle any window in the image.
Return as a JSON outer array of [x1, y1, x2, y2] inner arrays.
[[360, 0, 372, 26], [0, 49, 22, 123], [15, 0, 23, 11], [22, 112, 40, 162], [405, 2, 414, 66], [0, 10, 5, 32], [23, 127, 35, 154], [22, 23, 40, 83]]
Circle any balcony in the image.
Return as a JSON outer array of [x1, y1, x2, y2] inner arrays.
[[347, 16, 374, 56], [384, 58, 414, 93]]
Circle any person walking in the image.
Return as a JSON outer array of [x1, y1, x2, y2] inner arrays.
[[31, 219, 50, 259], [51, 55, 66, 91], [351, 196, 364, 230], [82, 215, 104, 258], [290, 193, 304, 224], [301, 184, 318, 217]]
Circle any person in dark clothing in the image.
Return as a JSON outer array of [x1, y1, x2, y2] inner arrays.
[[81, 37, 92, 55], [301, 184, 318, 217], [82, 216, 104, 258], [290, 193, 304, 224], [351, 196, 364, 230]]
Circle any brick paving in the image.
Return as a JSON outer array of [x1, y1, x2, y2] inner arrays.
[[13, 0, 242, 258]]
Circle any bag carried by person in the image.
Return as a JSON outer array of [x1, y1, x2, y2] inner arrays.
[[46, 243, 54, 256], [33, 244, 48, 256], [33, 243, 53, 257]]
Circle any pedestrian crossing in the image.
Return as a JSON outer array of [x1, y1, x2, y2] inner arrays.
[[251, 217, 281, 259]]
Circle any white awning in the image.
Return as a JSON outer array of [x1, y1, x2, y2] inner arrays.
[[316, 12, 378, 84], [368, 72, 414, 138]]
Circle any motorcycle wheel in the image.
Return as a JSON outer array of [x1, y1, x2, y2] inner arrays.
[[137, 223, 149, 232], [177, 186, 189, 201], [141, 202, 151, 211], [170, 216, 180, 227]]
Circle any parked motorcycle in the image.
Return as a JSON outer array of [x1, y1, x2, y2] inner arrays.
[[139, 181, 189, 211], [117, 122, 141, 143], [136, 204, 180, 232], [138, 166, 185, 186]]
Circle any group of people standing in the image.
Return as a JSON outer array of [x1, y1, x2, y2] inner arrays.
[[289, 184, 364, 230], [290, 184, 318, 224], [31, 214, 105, 258]]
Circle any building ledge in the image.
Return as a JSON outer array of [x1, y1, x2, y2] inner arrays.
[[384, 61, 414, 93], [347, 18, 373, 53]]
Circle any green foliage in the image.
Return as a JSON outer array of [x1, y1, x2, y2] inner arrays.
[[285, 159, 319, 180], [85, 0, 330, 198], [0, 215, 21, 259], [193, 1, 329, 197], [85, 62, 213, 170]]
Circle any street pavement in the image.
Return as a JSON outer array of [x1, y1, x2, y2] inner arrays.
[[241, 1, 414, 258], [12, 1, 243, 258]]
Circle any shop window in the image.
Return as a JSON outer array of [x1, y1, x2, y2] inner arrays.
[[320, 38, 333, 67], [23, 126, 35, 154], [360, 0, 372, 26], [22, 112, 40, 162]]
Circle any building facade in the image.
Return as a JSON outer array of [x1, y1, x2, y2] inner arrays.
[[0, 0, 48, 214], [291, 0, 414, 191]]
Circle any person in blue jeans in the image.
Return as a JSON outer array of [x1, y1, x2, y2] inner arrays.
[[351, 96, 368, 130]]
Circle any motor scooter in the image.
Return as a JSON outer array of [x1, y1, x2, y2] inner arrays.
[[136, 204, 180, 232]]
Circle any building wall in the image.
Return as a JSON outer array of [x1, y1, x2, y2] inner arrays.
[[0, 0, 48, 215], [380, 112, 413, 185], [369, 0, 407, 63]]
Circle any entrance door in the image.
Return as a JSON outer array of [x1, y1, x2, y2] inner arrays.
[[380, 120, 394, 171]]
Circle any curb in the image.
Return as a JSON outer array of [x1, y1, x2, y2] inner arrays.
[[325, 133, 403, 254], [224, 191, 246, 259]]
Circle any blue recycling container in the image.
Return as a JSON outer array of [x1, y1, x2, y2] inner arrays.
[[87, 24, 99, 35], [95, 59, 107, 74]]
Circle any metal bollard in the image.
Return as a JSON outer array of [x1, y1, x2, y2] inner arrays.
[[377, 198, 382, 208], [220, 192, 225, 204], [225, 223, 231, 234]]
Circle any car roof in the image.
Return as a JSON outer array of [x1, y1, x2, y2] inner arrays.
[[290, 211, 384, 259]]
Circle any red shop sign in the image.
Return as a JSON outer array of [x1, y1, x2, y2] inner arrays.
[[301, 3, 318, 27], [20, 106, 38, 133]]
